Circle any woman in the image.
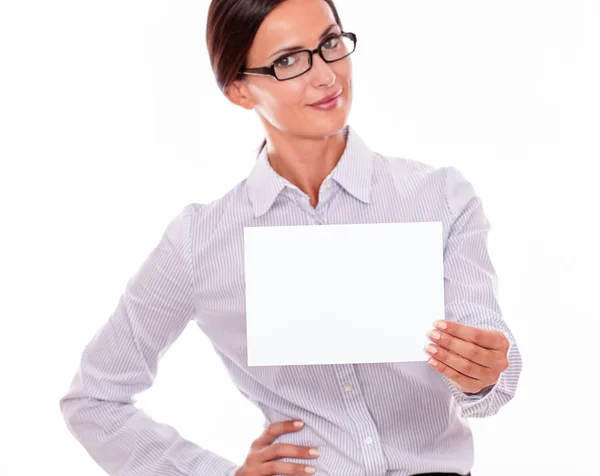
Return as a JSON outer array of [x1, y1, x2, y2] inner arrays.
[[59, 0, 522, 475]]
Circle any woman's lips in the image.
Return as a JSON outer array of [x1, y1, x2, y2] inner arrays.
[[308, 90, 343, 111]]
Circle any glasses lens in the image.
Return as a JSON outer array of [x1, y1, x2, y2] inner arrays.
[[321, 34, 355, 62], [274, 51, 311, 80]]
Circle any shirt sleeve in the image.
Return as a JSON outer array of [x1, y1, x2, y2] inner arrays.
[[440, 166, 523, 418], [58, 204, 239, 475]]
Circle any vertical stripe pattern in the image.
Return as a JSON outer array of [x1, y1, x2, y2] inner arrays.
[[59, 126, 522, 476]]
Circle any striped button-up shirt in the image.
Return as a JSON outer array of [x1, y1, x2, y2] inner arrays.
[[59, 126, 522, 476]]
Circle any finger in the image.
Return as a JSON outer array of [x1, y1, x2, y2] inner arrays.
[[259, 444, 320, 463], [427, 356, 482, 391], [432, 320, 508, 351], [425, 343, 492, 380], [426, 331, 494, 366], [252, 421, 305, 449], [260, 461, 316, 475]]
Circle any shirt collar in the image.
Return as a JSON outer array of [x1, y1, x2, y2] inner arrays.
[[246, 125, 374, 218]]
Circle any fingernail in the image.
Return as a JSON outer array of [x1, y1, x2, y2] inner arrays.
[[428, 330, 441, 340], [435, 320, 447, 329], [425, 344, 437, 354], [429, 358, 438, 366], [305, 466, 316, 473], [294, 421, 304, 428], [309, 448, 320, 456]]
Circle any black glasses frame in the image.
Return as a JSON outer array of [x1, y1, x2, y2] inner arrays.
[[239, 32, 357, 81]]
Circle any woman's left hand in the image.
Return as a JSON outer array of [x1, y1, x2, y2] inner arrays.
[[425, 320, 510, 394]]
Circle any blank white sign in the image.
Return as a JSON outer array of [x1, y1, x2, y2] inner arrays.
[[243, 221, 444, 367]]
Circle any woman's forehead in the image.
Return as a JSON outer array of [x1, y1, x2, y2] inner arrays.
[[249, 0, 338, 61]]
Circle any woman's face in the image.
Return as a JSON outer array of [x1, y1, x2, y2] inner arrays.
[[229, 0, 353, 140]]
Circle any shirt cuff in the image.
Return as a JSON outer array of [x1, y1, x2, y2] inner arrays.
[[193, 452, 240, 476], [225, 465, 242, 476], [463, 383, 495, 400], [446, 353, 510, 416]]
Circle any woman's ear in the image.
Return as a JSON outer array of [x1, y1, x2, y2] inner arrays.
[[225, 79, 255, 110]]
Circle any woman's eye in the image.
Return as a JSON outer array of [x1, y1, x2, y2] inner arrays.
[[322, 36, 340, 49], [275, 55, 296, 68]]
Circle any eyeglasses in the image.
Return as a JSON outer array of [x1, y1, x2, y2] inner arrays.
[[239, 32, 357, 81]]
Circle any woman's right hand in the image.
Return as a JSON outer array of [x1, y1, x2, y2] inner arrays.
[[235, 420, 320, 475]]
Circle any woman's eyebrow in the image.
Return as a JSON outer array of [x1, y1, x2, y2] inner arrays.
[[267, 23, 339, 61]]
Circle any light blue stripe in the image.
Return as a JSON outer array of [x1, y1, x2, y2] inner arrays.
[[59, 125, 522, 476]]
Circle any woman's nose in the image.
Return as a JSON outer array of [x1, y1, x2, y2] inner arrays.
[[309, 54, 336, 88]]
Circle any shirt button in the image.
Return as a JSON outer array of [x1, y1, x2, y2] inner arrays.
[[343, 383, 353, 392], [325, 181, 331, 188], [364, 436, 373, 445], [313, 219, 321, 225]]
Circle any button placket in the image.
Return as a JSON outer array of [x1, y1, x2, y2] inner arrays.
[[333, 365, 388, 473]]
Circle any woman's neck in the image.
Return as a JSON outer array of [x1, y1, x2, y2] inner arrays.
[[264, 127, 348, 207]]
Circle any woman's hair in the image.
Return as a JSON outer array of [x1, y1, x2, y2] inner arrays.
[[206, 0, 343, 94], [206, 0, 343, 153]]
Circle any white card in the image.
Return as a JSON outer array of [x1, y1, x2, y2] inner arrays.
[[243, 222, 444, 366]]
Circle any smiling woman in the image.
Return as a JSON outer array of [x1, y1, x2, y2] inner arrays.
[[207, 0, 354, 193], [59, 0, 521, 475]]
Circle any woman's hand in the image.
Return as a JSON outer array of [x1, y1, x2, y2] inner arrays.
[[235, 420, 320, 475], [425, 320, 510, 394]]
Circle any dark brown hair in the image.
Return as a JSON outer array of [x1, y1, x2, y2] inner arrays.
[[206, 0, 343, 151], [206, 0, 343, 94]]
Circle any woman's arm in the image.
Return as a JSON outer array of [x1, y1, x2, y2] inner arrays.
[[438, 166, 523, 418], [59, 204, 239, 475]]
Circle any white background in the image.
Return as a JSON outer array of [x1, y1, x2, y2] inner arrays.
[[1, 0, 598, 474]]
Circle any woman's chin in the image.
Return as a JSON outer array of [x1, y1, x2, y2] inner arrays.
[[304, 108, 350, 137]]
